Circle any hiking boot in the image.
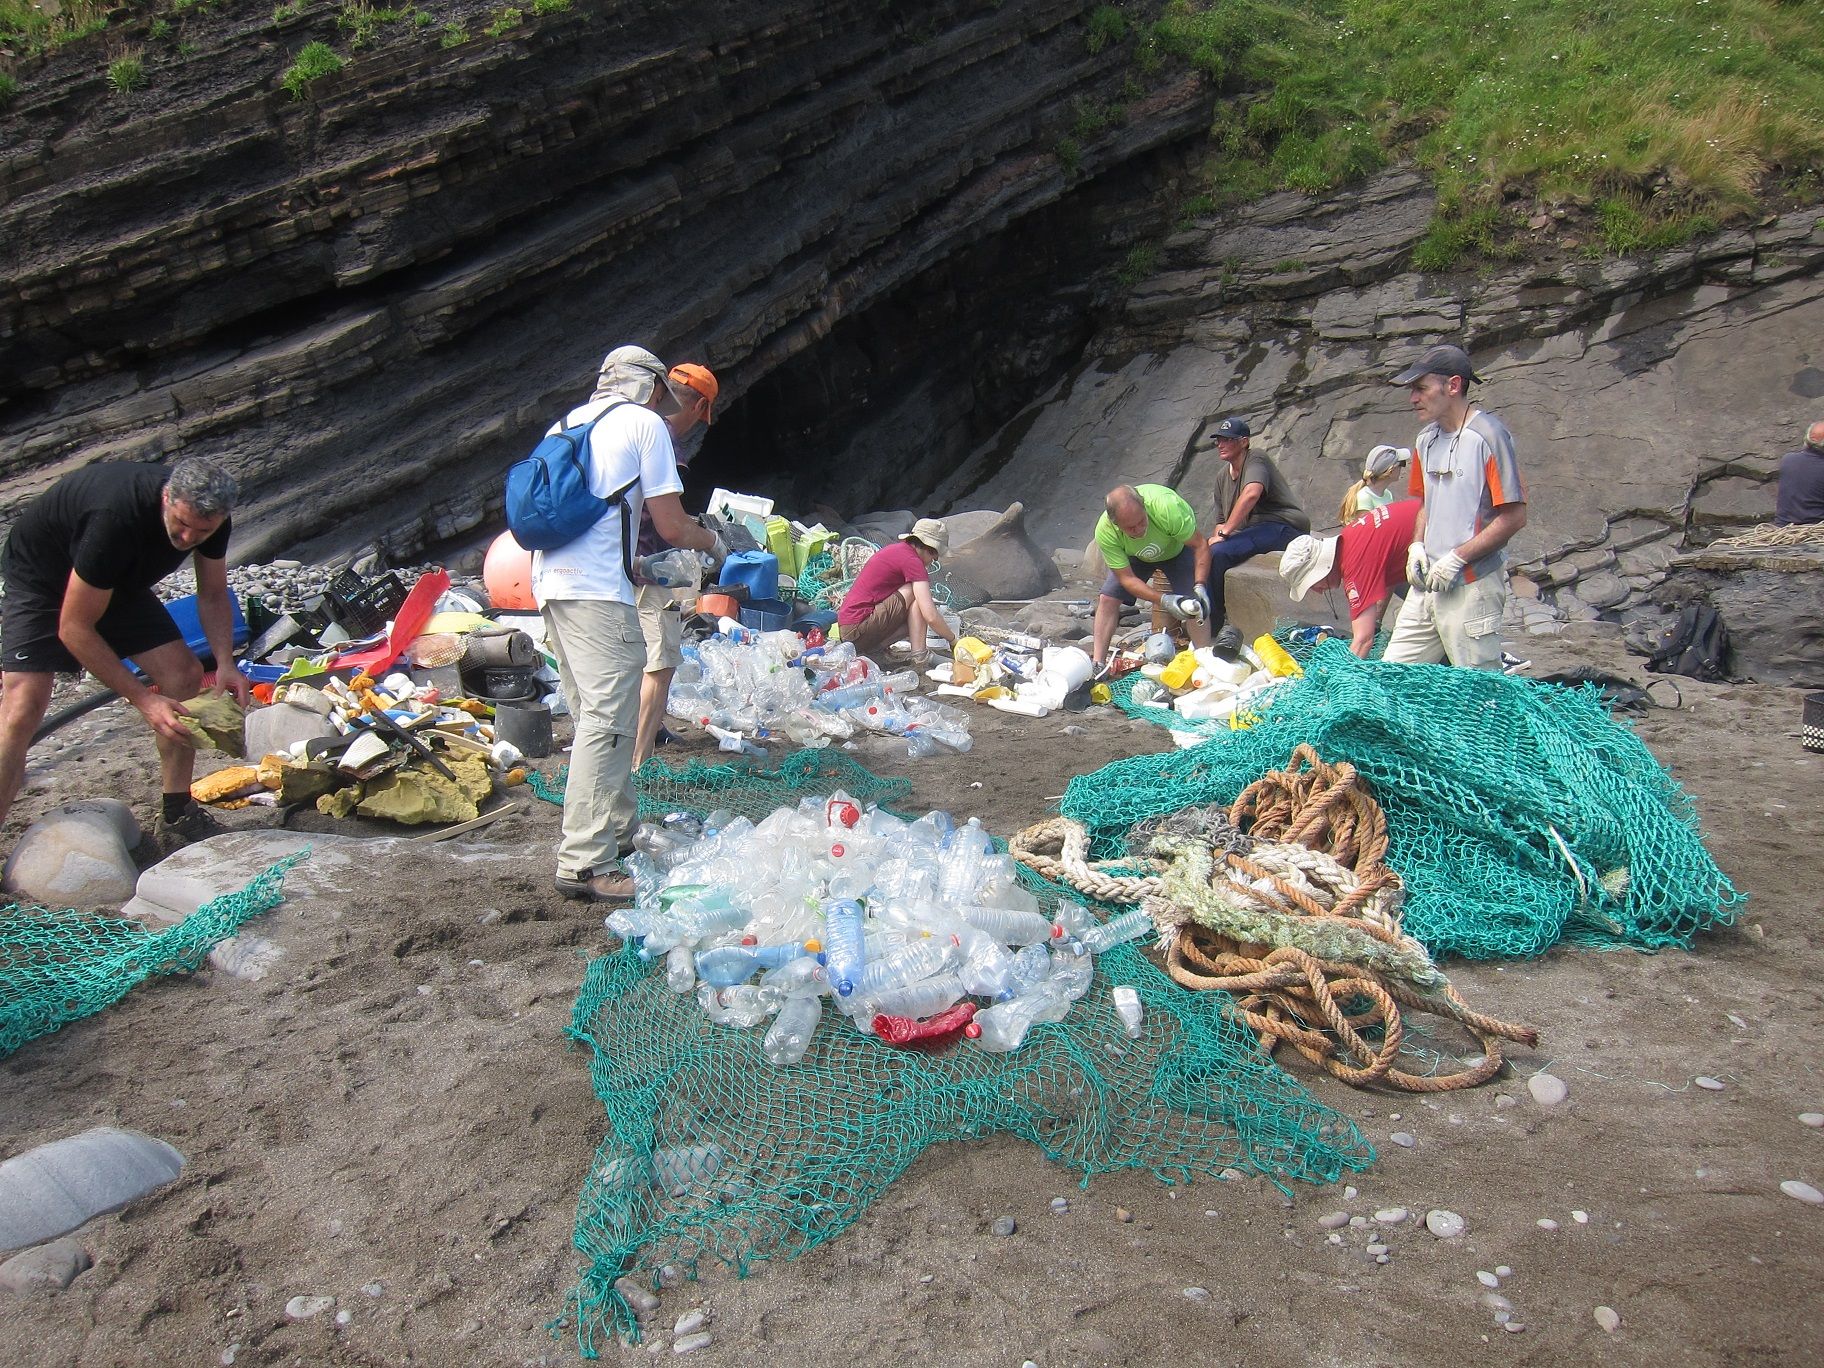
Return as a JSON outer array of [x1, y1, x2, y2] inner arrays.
[[1213, 624, 1243, 657], [156, 802, 225, 850], [555, 868, 636, 903]]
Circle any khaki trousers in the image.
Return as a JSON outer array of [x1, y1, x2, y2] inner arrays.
[[541, 598, 644, 876], [1383, 573, 1507, 670]]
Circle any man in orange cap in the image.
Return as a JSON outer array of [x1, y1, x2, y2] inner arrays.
[[632, 363, 720, 769]]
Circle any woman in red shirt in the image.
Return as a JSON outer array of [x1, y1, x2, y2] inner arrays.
[[837, 518, 958, 662]]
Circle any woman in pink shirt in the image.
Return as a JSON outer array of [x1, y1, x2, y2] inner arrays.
[[837, 518, 958, 662]]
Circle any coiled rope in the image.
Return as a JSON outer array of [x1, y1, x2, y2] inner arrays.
[[1012, 745, 1538, 1091]]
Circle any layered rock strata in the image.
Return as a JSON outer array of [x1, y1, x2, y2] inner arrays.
[[1, 0, 1208, 561]]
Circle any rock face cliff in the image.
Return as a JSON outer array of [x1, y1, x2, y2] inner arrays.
[[0, 0, 1209, 561], [931, 169, 1824, 664]]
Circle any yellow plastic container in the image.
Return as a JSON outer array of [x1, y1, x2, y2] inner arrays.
[[952, 636, 993, 685], [1160, 648, 1200, 692], [765, 515, 799, 577], [1251, 635, 1304, 679]]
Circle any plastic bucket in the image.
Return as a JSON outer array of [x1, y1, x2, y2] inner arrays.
[[738, 597, 792, 632], [494, 700, 553, 758]]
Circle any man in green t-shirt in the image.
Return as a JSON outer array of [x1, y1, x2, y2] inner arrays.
[[1090, 483, 1213, 668]]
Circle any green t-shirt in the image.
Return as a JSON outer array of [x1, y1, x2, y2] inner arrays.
[[1095, 484, 1197, 571]]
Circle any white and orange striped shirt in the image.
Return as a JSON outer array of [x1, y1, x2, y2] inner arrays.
[[1407, 408, 1525, 583]]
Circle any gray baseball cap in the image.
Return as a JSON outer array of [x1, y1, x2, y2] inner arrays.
[[1392, 343, 1483, 386]]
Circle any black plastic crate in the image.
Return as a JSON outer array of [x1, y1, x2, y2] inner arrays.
[[326, 570, 408, 637]]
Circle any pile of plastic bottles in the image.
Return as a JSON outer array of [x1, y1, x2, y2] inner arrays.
[[665, 625, 974, 759], [605, 792, 1150, 1064]]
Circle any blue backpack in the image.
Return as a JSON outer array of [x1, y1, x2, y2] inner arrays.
[[504, 398, 638, 556]]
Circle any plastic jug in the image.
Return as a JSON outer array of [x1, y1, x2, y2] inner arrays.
[[1251, 635, 1304, 679], [1159, 649, 1200, 692], [719, 550, 780, 601]]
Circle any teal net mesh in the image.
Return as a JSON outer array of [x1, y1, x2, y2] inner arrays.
[[1066, 641, 1740, 959], [530, 750, 914, 820], [564, 760, 1374, 1354], [0, 852, 306, 1057]]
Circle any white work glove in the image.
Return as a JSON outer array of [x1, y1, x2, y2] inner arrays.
[[1405, 541, 1431, 590], [705, 530, 729, 570], [1424, 549, 1467, 594]]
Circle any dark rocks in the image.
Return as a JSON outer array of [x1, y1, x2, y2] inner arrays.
[[938, 503, 1063, 602], [1655, 545, 1824, 686]]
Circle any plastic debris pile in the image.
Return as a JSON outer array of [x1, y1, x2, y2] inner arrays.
[[193, 669, 529, 825], [666, 625, 973, 760], [564, 759, 1374, 1354], [1103, 629, 1314, 743], [924, 634, 1097, 720], [0, 854, 305, 1057], [1063, 640, 1742, 959], [609, 794, 1155, 1056]]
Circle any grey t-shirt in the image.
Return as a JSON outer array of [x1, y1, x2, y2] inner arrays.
[[1219, 450, 1310, 534]]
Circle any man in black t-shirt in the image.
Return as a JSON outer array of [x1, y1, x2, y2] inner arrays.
[[0, 458, 250, 842]]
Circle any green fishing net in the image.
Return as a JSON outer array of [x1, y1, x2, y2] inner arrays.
[[563, 759, 1374, 1354], [530, 749, 913, 820], [1066, 640, 1739, 959], [0, 852, 305, 1057]]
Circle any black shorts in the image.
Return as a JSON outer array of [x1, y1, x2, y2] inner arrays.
[[0, 583, 182, 674]]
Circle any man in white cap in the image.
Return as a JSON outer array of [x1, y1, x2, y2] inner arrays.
[[1277, 496, 1421, 658], [836, 518, 958, 663], [536, 345, 727, 903], [1383, 343, 1527, 669]]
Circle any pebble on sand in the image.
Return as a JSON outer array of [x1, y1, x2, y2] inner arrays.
[[992, 1216, 1017, 1236], [1476, 1271, 1499, 1288], [674, 1310, 706, 1337], [1594, 1306, 1621, 1332], [1374, 1207, 1409, 1224], [1114, 1207, 1133, 1223], [1694, 1076, 1726, 1091], [285, 1295, 335, 1321], [1318, 1211, 1350, 1230], [1050, 1197, 1070, 1213], [1536, 1218, 1559, 1231], [1182, 1286, 1211, 1302], [1780, 1180, 1824, 1205], [1389, 1132, 1416, 1148], [673, 1331, 713, 1354], [1425, 1210, 1465, 1238], [1527, 1073, 1569, 1106], [1495, 1265, 1511, 1277], [1572, 1210, 1590, 1224], [1799, 1113, 1824, 1128]]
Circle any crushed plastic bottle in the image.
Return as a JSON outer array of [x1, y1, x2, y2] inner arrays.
[[763, 994, 822, 1066]]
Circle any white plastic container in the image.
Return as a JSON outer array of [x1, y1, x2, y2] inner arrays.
[[1173, 686, 1241, 723]]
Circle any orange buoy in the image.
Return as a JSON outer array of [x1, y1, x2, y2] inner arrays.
[[483, 531, 535, 610]]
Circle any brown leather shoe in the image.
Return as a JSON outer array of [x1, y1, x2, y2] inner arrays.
[[554, 869, 635, 903]]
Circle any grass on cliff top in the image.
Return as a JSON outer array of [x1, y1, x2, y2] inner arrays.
[[1153, 0, 1824, 259]]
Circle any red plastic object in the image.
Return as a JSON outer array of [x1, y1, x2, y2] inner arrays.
[[872, 1000, 979, 1047], [329, 568, 451, 676]]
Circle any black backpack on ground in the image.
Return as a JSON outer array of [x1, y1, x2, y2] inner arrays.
[[1645, 602, 1730, 682]]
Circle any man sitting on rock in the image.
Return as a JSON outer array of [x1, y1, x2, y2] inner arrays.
[[1277, 498, 1422, 658], [1090, 484, 1212, 669], [837, 519, 958, 665], [0, 457, 251, 844], [1384, 343, 1527, 669], [1201, 417, 1311, 633], [1776, 419, 1824, 526]]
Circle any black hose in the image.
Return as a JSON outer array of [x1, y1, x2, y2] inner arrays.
[[31, 689, 122, 742]]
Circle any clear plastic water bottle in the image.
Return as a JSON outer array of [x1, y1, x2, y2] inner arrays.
[[758, 955, 827, 998], [855, 935, 960, 999], [632, 548, 706, 588], [971, 988, 1055, 1053], [954, 926, 1014, 998], [762, 994, 822, 1066], [697, 943, 808, 988], [666, 944, 696, 993], [958, 904, 1057, 946], [1111, 984, 1144, 1039], [1079, 908, 1152, 955], [863, 971, 965, 1020], [1009, 942, 1052, 995], [821, 898, 867, 998]]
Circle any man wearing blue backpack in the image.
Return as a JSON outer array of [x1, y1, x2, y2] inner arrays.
[[533, 345, 725, 903]]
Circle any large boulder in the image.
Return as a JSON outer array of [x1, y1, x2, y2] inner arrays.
[[936, 502, 1062, 602], [1653, 542, 1824, 686], [0, 1127, 184, 1254], [1, 799, 143, 907]]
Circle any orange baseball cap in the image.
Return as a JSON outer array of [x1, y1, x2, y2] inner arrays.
[[669, 363, 719, 422]]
